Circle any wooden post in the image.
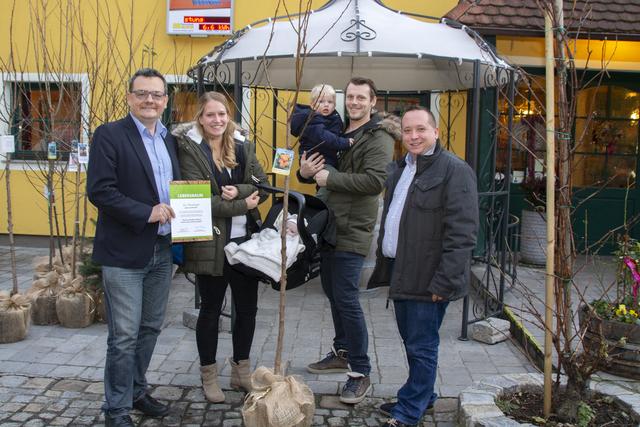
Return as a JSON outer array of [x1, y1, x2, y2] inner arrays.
[[543, 4, 556, 418]]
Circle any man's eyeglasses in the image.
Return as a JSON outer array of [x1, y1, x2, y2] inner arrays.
[[130, 90, 166, 101]]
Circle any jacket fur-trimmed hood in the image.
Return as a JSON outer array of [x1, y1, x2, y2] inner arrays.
[[171, 121, 247, 145], [171, 121, 201, 145], [351, 112, 401, 143], [375, 112, 402, 142]]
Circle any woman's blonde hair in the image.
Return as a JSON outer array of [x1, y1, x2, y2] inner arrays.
[[194, 91, 238, 170]]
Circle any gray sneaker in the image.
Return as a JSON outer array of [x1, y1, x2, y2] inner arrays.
[[307, 347, 349, 374], [339, 372, 371, 404]]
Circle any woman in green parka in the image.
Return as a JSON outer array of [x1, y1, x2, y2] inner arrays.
[[172, 91, 268, 403]]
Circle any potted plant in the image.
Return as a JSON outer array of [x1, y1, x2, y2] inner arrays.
[[78, 250, 105, 323], [56, 275, 96, 328], [579, 236, 640, 379], [0, 145, 32, 343], [27, 263, 61, 324], [519, 174, 547, 265]]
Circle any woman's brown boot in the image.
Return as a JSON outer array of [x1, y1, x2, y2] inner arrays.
[[230, 359, 253, 392], [200, 363, 225, 402]]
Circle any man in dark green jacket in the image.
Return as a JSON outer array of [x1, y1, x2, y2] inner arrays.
[[300, 77, 399, 404]]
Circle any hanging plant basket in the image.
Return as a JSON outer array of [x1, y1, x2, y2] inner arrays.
[[0, 293, 31, 344]]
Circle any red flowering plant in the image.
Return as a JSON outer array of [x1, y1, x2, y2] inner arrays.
[[591, 236, 640, 325]]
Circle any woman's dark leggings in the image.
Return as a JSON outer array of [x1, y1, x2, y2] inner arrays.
[[195, 261, 258, 366]]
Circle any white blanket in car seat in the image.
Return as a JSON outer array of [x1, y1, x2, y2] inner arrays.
[[224, 228, 306, 282]]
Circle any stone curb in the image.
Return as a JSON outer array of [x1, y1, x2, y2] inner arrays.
[[458, 373, 640, 426]]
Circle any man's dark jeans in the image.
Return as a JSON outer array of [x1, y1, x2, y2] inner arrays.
[[392, 299, 448, 425], [320, 250, 370, 375]]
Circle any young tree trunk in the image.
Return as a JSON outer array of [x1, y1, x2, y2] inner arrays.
[[47, 160, 56, 269], [274, 174, 290, 376], [60, 166, 69, 245], [555, 353, 590, 421], [53, 198, 64, 263], [71, 167, 82, 279], [554, 1, 574, 357], [5, 158, 19, 296]]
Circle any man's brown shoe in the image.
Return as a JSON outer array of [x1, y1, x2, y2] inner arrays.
[[307, 347, 349, 374], [339, 372, 371, 404]]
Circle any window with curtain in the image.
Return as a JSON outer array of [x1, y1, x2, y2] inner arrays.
[[574, 85, 639, 188], [497, 78, 639, 189], [10, 82, 82, 159]]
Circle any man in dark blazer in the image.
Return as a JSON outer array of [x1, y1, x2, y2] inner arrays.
[[87, 68, 180, 427]]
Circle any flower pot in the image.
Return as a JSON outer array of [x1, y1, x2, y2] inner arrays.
[[519, 209, 546, 265], [580, 305, 640, 380]]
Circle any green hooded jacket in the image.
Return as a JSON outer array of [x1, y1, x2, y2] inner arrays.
[[172, 122, 268, 277], [323, 114, 400, 256]]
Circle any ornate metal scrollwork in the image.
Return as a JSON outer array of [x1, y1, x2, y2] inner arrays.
[[435, 91, 466, 153], [482, 65, 499, 88], [340, 18, 377, 42], [201, 62, 232, 87]]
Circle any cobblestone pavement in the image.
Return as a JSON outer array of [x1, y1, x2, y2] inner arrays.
[[0, 375, 459, 426], [0, 244, 537, 426]]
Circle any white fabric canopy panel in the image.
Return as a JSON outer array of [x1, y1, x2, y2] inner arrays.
[[192, 0, 511, 91]]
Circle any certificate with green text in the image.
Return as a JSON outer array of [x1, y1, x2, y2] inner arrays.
[[169, 180, 213, 243]]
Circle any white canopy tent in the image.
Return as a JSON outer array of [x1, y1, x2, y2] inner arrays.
[[189, 0, 511, 91], [187, 0, 518, 340]]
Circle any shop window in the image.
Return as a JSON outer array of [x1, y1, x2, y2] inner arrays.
[[497, 76, 547, 181], [165, 82, 230, 128], [574, 86, 639, 188], [375, 93, 430, 160], [9, 82, 82, 159], [497, 78, 639, 189], [375, 93, 428, 117]]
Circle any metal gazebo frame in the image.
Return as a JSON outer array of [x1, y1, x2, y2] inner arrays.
[[186, 0, 518, 339]]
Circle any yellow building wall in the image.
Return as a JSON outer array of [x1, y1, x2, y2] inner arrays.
[[0, 168, 98, 236], [0, 0, 458, 236], [496, 36, 640, 70]]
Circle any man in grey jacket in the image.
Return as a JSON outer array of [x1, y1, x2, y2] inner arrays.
[[368, 106, 478, 427]]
